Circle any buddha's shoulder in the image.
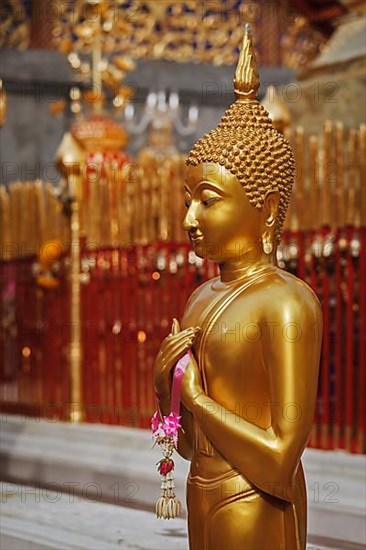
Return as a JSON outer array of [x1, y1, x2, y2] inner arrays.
[[185, 276, 218, 307], [253, 267, 318, 295], [234, 268, 322, 320]]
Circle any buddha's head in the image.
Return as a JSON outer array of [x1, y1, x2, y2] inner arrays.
[[183, 25, 294, 264]]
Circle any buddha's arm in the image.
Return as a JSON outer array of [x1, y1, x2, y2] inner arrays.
[[188, 296, 322, 500], [177, 404, 194, 460]]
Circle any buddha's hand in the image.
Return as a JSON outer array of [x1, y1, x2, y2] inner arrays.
[[153, 318, 200, 399], [181, 354, 204, 412]]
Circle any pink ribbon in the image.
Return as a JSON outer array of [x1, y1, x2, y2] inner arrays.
[[170, 352, 191, 416], [151, 352, 191, 447]]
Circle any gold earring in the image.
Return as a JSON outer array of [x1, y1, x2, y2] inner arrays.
[[262, 233, 273, 255]]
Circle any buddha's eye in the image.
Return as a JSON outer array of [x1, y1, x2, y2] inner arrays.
[[202, 197, 218, 207], [185, 199, 191, 208]]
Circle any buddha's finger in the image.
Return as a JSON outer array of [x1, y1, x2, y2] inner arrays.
[[163, 338, 194, 361], [163, 328, 196, 349], [163, 341, 193, 372], [172, 317, 181, 335]]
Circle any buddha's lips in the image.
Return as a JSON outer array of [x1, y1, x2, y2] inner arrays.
[[189, 229, 204, 242], [190, 235, 203, 245]]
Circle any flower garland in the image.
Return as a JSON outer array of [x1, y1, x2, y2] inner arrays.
[[151, 352, 191, 519], [151, 410, 182, 519]]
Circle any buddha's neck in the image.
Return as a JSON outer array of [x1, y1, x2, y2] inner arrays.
[[219, 254, 275, 283]]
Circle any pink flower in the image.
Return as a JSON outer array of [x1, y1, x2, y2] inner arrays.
[[151, 411, 161, 434], [161, 412, 181, 437], [159, 458, 175, 475]]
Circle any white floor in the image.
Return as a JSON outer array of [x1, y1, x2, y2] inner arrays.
[[1, 416, 365, 549], [1, 482, 361, 550], [0, 482, 188, 550]]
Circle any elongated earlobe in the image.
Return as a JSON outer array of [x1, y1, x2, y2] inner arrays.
[[262, 231, 273, 254]]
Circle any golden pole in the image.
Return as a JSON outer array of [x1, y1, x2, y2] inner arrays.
[[87, 0, 104, 114], [69, 181, 82, 422], [92, 24, 102, 97], [55, 132, 84, 422]]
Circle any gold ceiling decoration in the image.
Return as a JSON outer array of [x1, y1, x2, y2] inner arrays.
[[0, 0, 30, 50], [52, 0, 328, 69], [52, 0, 137, 97], [0, 1, 328, 70], [281, 15, 328, 71]]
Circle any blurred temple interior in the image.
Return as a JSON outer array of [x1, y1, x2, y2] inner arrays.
[[0, 1, 365, 549]]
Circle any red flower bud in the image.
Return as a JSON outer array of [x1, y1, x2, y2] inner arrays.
[[159, 459, 174, 475]]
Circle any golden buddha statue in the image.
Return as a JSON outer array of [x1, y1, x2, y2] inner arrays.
[[154, 25, 322, 550]]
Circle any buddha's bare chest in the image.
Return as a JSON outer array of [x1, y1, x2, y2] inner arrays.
[[182, 279, 256, 345], [181, 281, 269, 408]]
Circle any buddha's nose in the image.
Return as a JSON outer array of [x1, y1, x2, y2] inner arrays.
[[183, 206, 199, 232]]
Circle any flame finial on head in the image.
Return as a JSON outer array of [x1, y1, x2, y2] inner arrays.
[[234, 24, 260, 101]]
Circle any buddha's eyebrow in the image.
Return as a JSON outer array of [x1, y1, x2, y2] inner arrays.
[[198, 181, 225, 193], [185, 181, 225, 195]]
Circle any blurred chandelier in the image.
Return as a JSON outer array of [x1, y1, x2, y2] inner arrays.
[[124, 90, 198, 137]]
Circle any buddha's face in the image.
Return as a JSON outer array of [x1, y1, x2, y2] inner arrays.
[[183, 163, 263, 264]]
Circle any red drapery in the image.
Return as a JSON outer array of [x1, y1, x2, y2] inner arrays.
[[1, 229, 365, 453]]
